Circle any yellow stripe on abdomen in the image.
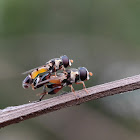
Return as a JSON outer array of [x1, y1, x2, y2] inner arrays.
[[31, 67, 48, 79]]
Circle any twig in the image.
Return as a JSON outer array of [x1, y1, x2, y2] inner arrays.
[[1, 74, 140, 128]]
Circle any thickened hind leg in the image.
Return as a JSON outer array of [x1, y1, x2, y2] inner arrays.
[[48, 86, 63, 95]]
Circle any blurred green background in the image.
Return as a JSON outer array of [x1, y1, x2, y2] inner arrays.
[[1, 0, 140, 139]]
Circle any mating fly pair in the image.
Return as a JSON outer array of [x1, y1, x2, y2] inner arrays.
[[22, 55, 93, 101]]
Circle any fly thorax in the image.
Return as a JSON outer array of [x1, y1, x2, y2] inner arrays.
[[70, 71, 79, 83], [46, 64, 51, 70], [55, 59, 61, 70], [46, 61, 53, 71]]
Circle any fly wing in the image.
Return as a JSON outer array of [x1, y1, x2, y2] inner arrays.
[[35, 74, 66, 88], [22, 65, 46, 75]]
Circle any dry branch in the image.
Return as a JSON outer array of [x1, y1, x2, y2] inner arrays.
[[1, 74, 140, 128]]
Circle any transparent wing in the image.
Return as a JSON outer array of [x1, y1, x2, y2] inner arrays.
[[35, 73, 66, 88], [22, 65, 45, 75]]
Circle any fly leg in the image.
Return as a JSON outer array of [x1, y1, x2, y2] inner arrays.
[[69, 85, 79, 99], [69, 84, 75, 92], [39, 92, 48, 101], [62, 67, 66, 73], [55, 72, 57, 77], [38, 85, 48, 101], [47, 83, 67, 95], [38, 84, 63, 101], [31, 84, 35, 90], [48, 85, 63, 95], [76, 81, 88, 93]]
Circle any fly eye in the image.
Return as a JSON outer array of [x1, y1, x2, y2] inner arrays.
[[79, 67, 87, 81], [61, 55, 69, 68]]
